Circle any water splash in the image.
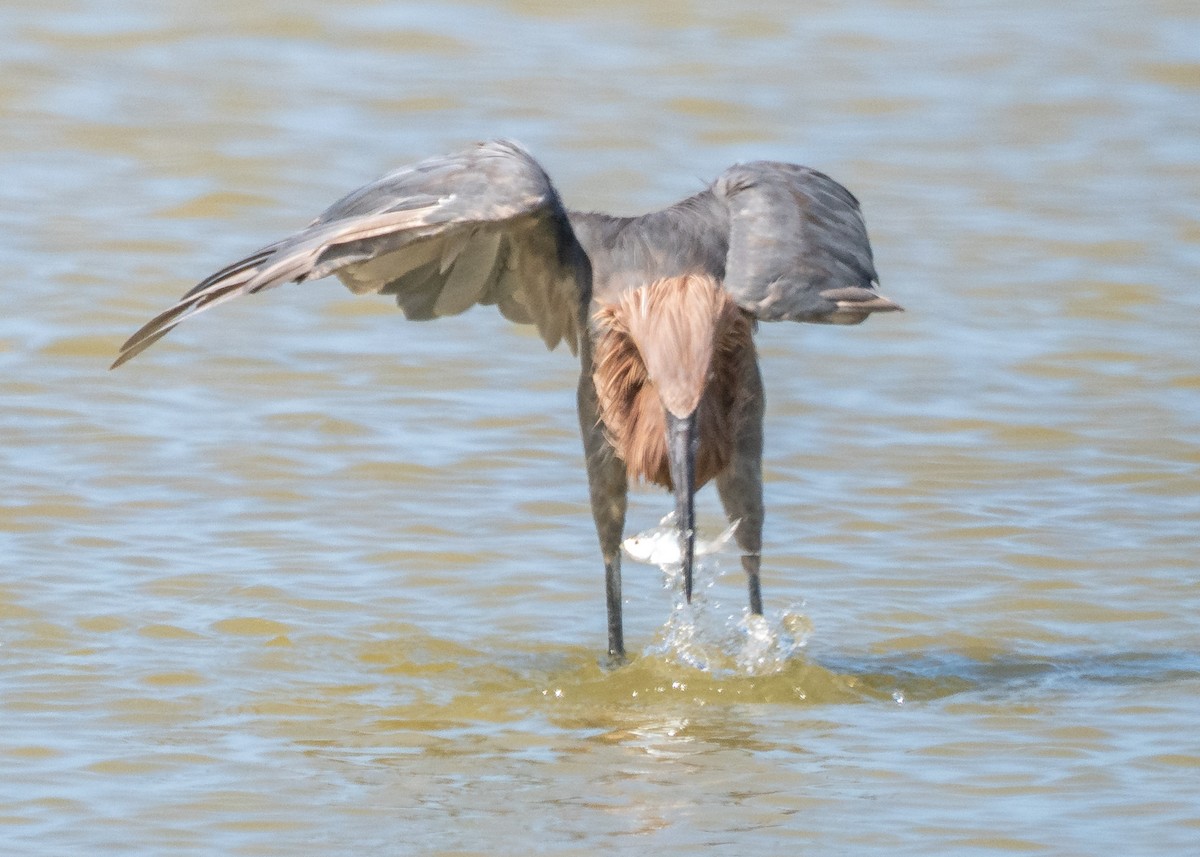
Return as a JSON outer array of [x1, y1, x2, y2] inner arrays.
[[623, 515, 812, 677]]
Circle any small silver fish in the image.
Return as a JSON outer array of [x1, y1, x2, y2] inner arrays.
[[621, 514, 741, 567]]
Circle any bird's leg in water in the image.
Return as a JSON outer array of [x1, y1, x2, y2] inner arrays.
[[716, 359, 765, 615], [718, 454, 765, 615], [603, 543, 625, 663], [592, 465, 628, 663], [741, 546, 764, 616], [578, 372, 629, 664]]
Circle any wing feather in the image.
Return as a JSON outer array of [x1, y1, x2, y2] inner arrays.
[[716, 162, 900, 325], [434, 230, 502, 317], [336, 237, 443, 295], [113, 140, 586, 369]]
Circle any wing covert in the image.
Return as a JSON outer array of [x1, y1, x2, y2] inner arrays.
[[716, 162, 899, 325]]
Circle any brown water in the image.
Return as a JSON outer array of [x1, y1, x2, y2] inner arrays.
[[3, 0, 1200, 853]]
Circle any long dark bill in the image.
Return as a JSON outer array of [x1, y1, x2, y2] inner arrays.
[[665, 409, 700, 602]]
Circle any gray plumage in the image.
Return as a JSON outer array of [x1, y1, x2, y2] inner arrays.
[[113, 138, 901, 661]]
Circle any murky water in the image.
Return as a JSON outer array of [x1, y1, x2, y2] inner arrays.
[[3, 0, 1199, 853]]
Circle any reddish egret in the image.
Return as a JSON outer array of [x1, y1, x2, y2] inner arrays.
[[113, 139, 900, 661]]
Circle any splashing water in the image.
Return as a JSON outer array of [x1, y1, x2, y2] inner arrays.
[[622, 515, 812, 676]]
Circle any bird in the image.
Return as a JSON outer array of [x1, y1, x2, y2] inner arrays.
[[112, 138, 901, 663]]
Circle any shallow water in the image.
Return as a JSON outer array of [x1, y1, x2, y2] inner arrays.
[[3, 0, 1200, 854]]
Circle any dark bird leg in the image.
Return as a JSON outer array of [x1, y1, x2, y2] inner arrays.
[[578, 369, 629, 663], [716, 358, 765, 615]]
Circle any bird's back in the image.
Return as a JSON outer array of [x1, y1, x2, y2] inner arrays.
[[567, 192, 730, 308]]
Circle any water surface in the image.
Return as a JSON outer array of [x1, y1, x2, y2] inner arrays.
[[2, 1, 1199, 854]]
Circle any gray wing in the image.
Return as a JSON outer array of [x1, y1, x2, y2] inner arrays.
[[715, 161, 900, 324], [113, 139, 587, 369]]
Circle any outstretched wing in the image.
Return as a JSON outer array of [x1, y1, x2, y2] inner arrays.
[[715, 161, 901, 324], [112, 139, 587, 369]]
